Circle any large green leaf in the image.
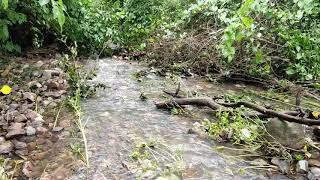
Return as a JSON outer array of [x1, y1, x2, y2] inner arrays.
[[52, 0, 65, 31], [1, 0, 8, 9]]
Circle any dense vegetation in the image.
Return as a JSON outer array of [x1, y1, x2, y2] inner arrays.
[[1, 0, 320, 81]]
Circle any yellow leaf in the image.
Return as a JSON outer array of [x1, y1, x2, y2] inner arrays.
[[0, 85, 12, 95], [312, 111, 320, 119]]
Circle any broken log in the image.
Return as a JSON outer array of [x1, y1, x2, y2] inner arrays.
[[155, 98, 320, 126]]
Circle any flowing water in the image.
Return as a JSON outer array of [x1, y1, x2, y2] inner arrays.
[[73, 58, 267, 180]]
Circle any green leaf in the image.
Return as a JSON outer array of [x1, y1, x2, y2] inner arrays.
[[255, 49, 263, 64], [52, 0, 65, 32], [1, 0, 8, 9], [241, 16, 254, 29], [39, 0, 50, 6], [0, 24, 9, 41]]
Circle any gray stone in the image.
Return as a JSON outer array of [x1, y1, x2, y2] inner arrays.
[[25, 126, 36, 136], [23, 92, 37, 102], [42, 69, 60, 79], [308, 167, 320, 180], [13, 140, 27, 149], [0, 141, 13, 154], [27, 81, 42, 89], [297, 160, 309, 173], [6, 122, 26, 138], [52, 127, 64, 132], [9, 103, 19, 110], [271, 157, 290, 174], [265, 118, 305, 149], [15, 114, 27, 122]]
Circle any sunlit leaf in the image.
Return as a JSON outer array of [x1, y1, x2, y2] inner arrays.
[[1, 0, 8, 9], [39, 0, 49, 6]]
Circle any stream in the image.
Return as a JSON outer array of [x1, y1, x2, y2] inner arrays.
[[72, 58, 267, 180]]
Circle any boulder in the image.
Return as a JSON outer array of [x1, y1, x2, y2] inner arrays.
[[265, 118, 305, 149]]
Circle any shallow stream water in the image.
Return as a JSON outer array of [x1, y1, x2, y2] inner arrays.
[[73, 58, 267, 180]]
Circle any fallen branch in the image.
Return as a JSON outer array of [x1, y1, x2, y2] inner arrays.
[[155, 98, 320, 126], [155, 98, 223, 110]]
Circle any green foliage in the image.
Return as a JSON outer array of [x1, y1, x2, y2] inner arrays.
[[202, 110, 263, 144]]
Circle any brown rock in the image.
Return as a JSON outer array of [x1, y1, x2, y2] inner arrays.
[[15, 114, 27, 122], [31, 151, 48, 160], [6, 122, 26, 138], [309, 159, 320, 168], [25, 110, 43, 121]]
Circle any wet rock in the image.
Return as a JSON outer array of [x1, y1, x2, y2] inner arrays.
[[271, 157, 290, 174], [13, 140, 27, 149], [15, 114, 27, 122], [23, 92, 37, 102], [309, 159, 320, 168], [22, 161, 33, 178], [0, 141, 13, 154], [6, 122, 26, 138], [25, 126, 36, 136], [297, 160, 309, 173], [265, 118, 305, 149], [308, 167, 320, 180]]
